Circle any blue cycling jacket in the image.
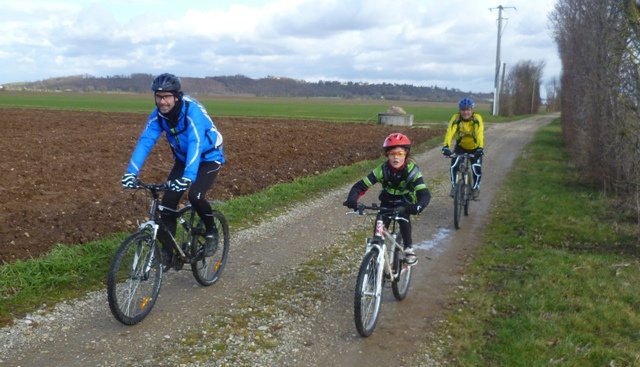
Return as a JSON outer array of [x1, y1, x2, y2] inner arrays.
[[126, 96, 225, 181]]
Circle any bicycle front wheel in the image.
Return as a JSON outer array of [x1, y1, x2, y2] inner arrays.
[[354, 248, 382, 337], [392, 235, 412, 300], [107, 230, 163, 325], [453, 180, 464, 229], [191, 210, 230, 286], [463, 181, 471, 216]]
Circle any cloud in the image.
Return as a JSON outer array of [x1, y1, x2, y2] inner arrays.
[[0, 0, 562, 93]]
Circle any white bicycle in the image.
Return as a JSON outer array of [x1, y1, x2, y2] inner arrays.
[[348, 203, 413, 337]]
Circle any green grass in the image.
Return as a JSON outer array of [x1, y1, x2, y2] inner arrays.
[[0, 237, 123, 323], [0, 91, 504, 123], [422, 121, 640, 367]]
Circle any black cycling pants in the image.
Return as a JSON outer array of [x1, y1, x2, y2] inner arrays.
[[449, 146, 483, 190], [160, 161, 221, 242]]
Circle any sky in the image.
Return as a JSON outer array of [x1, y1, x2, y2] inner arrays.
[[0, 0, 561, 94]]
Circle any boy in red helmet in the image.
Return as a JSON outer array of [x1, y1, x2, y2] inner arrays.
[[343, 133, 431, 265]]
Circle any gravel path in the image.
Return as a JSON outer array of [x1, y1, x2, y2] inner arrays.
[[0, 115, 556, 367]]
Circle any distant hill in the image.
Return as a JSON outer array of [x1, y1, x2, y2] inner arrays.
[[2, 73, 492, 103]]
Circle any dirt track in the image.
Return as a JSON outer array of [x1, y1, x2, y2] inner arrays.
[[0, 113, 556, 366], [0, 108, 438, 263]]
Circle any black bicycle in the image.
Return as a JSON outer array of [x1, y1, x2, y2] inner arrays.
[[348, 203, 413, 337], [450, 153, 475, 229], [107, 181, 230, 325]]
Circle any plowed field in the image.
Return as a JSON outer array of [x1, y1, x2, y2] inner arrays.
[[1, 108, 441, 263]]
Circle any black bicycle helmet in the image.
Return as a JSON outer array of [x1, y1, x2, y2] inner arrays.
[[151, 73, 181, 93]]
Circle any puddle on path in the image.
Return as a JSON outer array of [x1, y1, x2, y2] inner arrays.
[[414, 227, 451, 253]]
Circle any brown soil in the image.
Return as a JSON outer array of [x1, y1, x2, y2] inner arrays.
[[0, 108, 441, 264]]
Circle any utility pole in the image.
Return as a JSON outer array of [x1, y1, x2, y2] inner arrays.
[[490, 5, 516, 116]]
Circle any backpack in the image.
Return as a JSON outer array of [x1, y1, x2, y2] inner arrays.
[[453, 113, 480, 128], [452, 113, 480, 144]]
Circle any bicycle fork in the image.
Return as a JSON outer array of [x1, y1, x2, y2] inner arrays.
[[136, 221, 160, 278], [362, 241, 386, 298]]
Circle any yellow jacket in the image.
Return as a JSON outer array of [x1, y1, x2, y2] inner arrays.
[[443, 112, 484, 150]]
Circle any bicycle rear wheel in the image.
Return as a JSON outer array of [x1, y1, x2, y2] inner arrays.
[[191, 210, 230, 286], [453, 180, 464, 229], [392, 235, 412, 300], [354, 248, 382, 337], [107, 230, 162, 325]]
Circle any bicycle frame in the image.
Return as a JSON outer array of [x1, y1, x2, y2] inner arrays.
[[134, 182, 200, 263], [368, 217, 406, 284], [350, 206, 409, 281], [451, 153, 475, 190]]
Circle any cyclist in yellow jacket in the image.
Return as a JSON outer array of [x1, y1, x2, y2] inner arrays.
[[441, 97, 484, 200]]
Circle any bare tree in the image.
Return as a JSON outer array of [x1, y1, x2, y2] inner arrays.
[[499, 60, 545, 116], [550, 0, 640, 223], [545, 77, 561, 112]]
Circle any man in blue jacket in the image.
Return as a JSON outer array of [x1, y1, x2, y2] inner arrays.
[[121, 73, 225, 267]]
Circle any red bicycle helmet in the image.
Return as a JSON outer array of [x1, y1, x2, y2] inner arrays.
[[383, 133, 412, 151]]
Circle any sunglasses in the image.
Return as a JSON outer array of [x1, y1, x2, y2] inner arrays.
[[387, 150, 407, 158]]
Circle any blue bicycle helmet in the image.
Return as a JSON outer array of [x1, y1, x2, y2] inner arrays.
[[458, 97, 475, 110], [151, 73, 181, 93]]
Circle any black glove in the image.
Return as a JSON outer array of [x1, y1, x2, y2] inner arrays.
[[343, 199, 358, 210], [169, 177, 192, 192], [476, 148, 484, 157], [406, 204, 422, 215], [441, 146, 452, 157], [121, 173, 138, 188]]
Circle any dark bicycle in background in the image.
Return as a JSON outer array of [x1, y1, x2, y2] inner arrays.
[[449, 152, 476, 229], [107, 181, 230, 325]]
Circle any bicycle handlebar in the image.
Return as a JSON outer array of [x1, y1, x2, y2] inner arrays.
[[346, 204, 409, 224], [128, 180, 170, 192], [348, 203, 406, 216], [445, 152, 476, 159]]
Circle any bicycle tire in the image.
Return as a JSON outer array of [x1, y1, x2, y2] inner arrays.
[[107, 230, 163, 325], [191, 210, 230, 286], [453, 179, 464, 229], [463, 180, 470, 216], [391, 234, 412, 300], [354, 248, 382, 337]]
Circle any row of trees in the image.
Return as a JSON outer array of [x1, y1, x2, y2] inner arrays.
[[6, 74, 492, 103], [550, 0, 640, 222]]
